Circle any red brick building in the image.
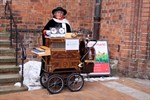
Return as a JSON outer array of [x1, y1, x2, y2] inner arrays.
[[0, 0, 150, 79]]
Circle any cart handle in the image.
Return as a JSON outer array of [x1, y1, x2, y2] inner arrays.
[[80, 40, 97, 62]]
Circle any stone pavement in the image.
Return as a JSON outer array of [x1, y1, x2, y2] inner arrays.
[[0, 77, 150, 100]]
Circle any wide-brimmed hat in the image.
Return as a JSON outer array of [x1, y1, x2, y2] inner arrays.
[[52, 7, 67, 15]]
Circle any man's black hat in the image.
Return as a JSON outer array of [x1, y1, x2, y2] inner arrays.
[[52, 7, 67, 15]]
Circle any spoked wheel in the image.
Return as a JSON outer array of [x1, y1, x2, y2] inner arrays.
[[67, 73, 84, 92], [47, 74, 64, 94], [40, 72, 49, 88]]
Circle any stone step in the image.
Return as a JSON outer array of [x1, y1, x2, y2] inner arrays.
[[0, 48, 15, 56], [0, 74, 21, 84], [0, 40, 10, 47], [0, 85, 28, 94], [0, 32, 10, 36], [0, 56, 16, 63], [0, 65, 20, 73], [0, 32, 10, 40]]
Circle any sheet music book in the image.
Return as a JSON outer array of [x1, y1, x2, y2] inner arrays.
[[32, 48, 45, 54]]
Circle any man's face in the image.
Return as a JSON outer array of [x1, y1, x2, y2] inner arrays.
[[54, 11, 64, 19]]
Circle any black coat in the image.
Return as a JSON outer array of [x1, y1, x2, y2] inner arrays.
[[43, 19, 71, 32], [42, 19, 71, 45]]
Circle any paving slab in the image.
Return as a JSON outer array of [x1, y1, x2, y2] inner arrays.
[[0, 77, 149, 100]]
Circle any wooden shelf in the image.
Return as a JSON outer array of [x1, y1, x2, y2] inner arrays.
[[32, 46, 51, 57]]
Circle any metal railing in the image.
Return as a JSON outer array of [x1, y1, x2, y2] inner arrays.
[[4, 1, 26, 87], [4, 1, 26, 66]]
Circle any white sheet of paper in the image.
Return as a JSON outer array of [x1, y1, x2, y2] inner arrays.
[[65, 39, 79, 50]]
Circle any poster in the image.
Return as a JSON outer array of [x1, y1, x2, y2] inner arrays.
[[87, 41, 111, 75]]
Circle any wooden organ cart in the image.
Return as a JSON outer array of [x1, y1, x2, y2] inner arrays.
[[32, 32, 96, 94]]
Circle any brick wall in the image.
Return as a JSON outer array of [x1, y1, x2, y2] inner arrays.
[[100, 0, 150, 79], [0, 0, 150, 79], [2, 0, 94, 61], [11, 0, 94, 31], [0, 1, 9, 32]]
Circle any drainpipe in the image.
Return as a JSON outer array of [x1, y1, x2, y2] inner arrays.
[[93, 0, 102, 40]]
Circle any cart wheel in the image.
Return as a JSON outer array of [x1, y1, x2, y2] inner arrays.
[[40, 72, 49, 88], [47, 74, 64, 94], [67, 73, 84, 92]]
